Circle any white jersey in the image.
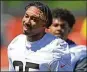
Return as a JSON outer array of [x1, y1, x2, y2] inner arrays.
[[66, 39, 87, 71], [70, 45, 86, 70], [8, 33, 72, 71]]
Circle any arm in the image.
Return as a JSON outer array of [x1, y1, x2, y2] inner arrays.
[[70, 45, 87, 72], [7, 36, 19, 71], [74, 57, 87, 72], [50, 53, 73, 71], [8, 45, 15, 71], [8, 57, 15, 71], [49, 39, 73, 71], [7, 35, 22, 71]]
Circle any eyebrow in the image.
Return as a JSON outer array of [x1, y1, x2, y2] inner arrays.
[[25, 12, 40, 17], [25, 13, 41, 20]]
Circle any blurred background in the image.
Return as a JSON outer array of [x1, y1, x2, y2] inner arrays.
[[1, 1, 87, 71]]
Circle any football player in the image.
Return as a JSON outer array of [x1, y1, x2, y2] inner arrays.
[[8, 2, 72, 72], [48, 8, 87, 72]]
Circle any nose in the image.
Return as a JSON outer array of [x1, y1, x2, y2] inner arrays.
[[57, 25, 62, 30], [26, 17, 31, 24]]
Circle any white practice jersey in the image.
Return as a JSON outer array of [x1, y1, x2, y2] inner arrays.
[[8, 33, 72, 72], [70, 45, 86, 70]]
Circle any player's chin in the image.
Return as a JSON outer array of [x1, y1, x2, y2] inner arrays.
[[23, 30, 29, 35], [55, 34, 62, 38], [23, 30, 37, 36]]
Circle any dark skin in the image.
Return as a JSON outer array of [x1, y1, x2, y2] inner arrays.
[[22, 6, 47, 42]]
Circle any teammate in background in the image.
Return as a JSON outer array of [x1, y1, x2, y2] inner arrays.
[[48, 8, 87, 72], [48, 8, 76, 47], [8, 2, 72, 71]]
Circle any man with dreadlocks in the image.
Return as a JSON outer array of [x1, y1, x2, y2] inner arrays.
[[8, 2, 72, 71]]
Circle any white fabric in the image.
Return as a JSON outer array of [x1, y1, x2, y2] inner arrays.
[[70, 45, 86, 69], [8, 33, 72, 71]]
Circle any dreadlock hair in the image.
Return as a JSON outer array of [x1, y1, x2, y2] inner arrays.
[[25, 1, 52, 28], [52, 8, 75, 28]]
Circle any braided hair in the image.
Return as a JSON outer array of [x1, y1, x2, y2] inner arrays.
[[25, 1, 52, 28]]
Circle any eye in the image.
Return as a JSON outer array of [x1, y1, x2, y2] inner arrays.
[[31, 17, 39, 22], [25, 15, 29, 18], [61, 24, 65, 28], [32, 17, 36, 21], [61, 24, 68, 29], [53, 24, 58, 27], [25, 13, 29, 18]]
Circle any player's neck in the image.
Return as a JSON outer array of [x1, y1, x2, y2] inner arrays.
[[27, 32, 46, 42]]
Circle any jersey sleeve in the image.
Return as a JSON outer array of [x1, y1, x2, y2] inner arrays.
[[70, 45, 87, 72], [8, 44, 15, 71], [74, 57, 87, 72], [49, 39, 73, 71], [8, 57, 15, 71], [7, 34, 22, 71]]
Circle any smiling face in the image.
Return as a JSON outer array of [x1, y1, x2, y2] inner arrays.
[[49, 18, 70, 40], [22, 6, 46, 36]]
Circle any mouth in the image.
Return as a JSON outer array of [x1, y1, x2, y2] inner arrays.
[[23, 25, 28, 31], [23, 24, 32, 31], [23, 24, 36, 36], [23, 25, 31, 35]]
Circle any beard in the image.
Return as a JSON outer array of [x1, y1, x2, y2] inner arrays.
[[23, 27, 45, 37]]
